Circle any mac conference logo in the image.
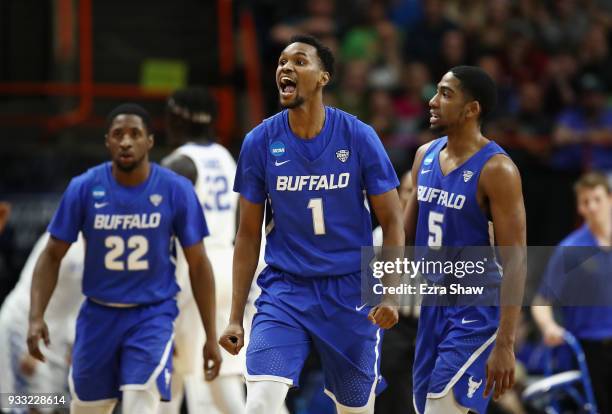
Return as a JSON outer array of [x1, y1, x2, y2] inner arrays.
[[336, 149, 350, 163]]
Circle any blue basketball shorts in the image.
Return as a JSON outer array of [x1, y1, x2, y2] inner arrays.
[[413, 304, 499, 414], [69, 298, 178, 403], [246, 267, 385, 409]]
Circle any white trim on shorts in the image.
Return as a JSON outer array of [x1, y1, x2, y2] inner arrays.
[[413, 394, 421, 414], [426, 330, 497, 399], [323, 328, 381, 411], [120, 332, 175, 392], [244, 374, 294, 386], [68, 367, 118, 406]]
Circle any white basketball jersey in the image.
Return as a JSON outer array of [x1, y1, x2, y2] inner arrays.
[[171, 142, 238, 248]]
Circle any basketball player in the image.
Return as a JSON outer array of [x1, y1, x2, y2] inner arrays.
[[27, 104, 221, 414], [0, 233, 83, 413], [532, 172, 612, 413], [219, 34, 405, 414], [404, 66, 526, 414], [159, 87, 245, 414]]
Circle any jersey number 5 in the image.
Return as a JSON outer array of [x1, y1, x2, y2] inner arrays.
[[105, 235, 149, 271], [428, 211, 443, 248]]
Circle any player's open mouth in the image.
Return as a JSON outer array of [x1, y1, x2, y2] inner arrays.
[[430, 111, 440, 123], [279, 76, 297, 98]]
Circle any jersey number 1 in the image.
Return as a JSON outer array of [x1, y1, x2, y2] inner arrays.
[[105, 235, 149, 271], [307, 198, 326, 235]]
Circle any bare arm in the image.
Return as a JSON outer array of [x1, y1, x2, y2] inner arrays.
[[403, 143, 433, 243], [531, 295, 565, 346], [219, 196, 264, 355], [480, 154, 527, 400], [28, 236, 71, 362], [368, 189, 405, 329], [162, 154, 198, 185], [183, 241, 222, 380]]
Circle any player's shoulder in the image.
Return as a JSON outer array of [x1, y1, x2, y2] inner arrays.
[[154, 163, 195, 189], [481, 151, 519, 178], [412, 137, 444, 170], [67, 162, 107, 190], [559, 225, 593, 247]]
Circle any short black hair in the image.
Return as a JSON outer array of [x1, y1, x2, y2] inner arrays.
[[449, 66, 497, 121], [106, 103, 153, 133], [288, 34, 335, 79], [167, 86, 217, 139]]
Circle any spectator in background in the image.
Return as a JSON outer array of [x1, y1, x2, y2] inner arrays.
[[341, 0, 402, 89], [552, 73, 612, 172], [510, 82, 552, 163], [578, 22, 612, 92], [544, 50, 580, 115], [532, 172, 612, 414], [270, 0, 339, 47], [536, 0, 590, 53], [332, 59, 371, 120], [429, 29, 468, 81], [402, 0, 457, 68], [392, 61, 433, 150]]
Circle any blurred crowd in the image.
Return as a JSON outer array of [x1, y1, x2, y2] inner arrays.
[[254, 0, 612, 243]]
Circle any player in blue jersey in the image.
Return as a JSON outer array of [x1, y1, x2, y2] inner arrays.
[[218, 35, 405, 414], [26, 104, 222, 414], [404, 66, 526, 413], [532, 172, 612, 413]]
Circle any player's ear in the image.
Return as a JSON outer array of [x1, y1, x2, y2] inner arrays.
[[319, 71, 330, 87], [147, 133, 154, 150], [466, 101, 481, 120], [104, 134, 110, 149]]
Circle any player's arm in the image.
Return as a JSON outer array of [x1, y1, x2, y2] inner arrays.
[[162, 154, 198, 185], [531, 296, 565, 346], [28, 236, 71, 362], [480, 154, 527, 400], [219, 196, 264, 355], [404, 142, 433, 243], [183, 241, 222, 380], [368, 189, 404, 329]]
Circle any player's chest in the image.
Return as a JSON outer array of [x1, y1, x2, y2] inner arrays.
[[265, 142, 359, 195], [84, 190, 173, 234]]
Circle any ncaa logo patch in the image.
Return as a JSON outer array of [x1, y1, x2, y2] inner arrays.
[[149, 194, 163, 206], [463, 170, 474, 182], [270, 141, 286, 157], [336, 149, 350, 163], [92, 186, 106, 199], [423, 155, 434, 166]]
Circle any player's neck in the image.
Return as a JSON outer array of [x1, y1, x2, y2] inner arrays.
[[588, 218, 612, 246], [288, 100, 325, 139], [112, 161, 151, 187], [445, 124, 486, 156]]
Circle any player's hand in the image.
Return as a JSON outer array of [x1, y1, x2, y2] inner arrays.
[[203, 340, 222, 381], [19, 354, 39, 377], [542, 322, 565, 347], [484, 342, 515, 401], [367, 304, 399, 329], [219, 323, 244, 355], [26, 318, 50, 362]]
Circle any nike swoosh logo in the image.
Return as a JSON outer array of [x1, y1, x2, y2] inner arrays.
[[355, 303, 367, 311], [94, 202, 109, 209], [274, 160, 291, 166], [420, 169, 432, 174], [461, 318, 478, 324]]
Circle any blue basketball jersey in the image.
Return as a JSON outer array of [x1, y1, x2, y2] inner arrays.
[[415, 137, 506, 285], [234, 106, 399, 277], [48, 162, 208, 304], [539, 225, 612, 340]]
